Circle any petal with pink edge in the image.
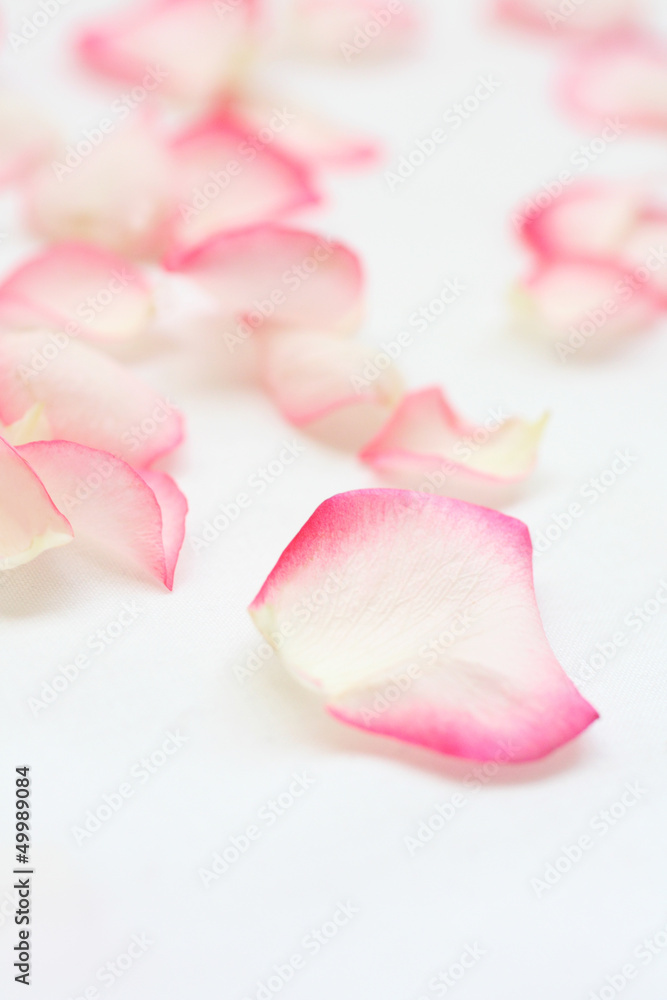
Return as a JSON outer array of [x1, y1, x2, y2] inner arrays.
[[0, 332, 184, 466], [23, 117, 174, 259], [494, 0, 636, 37], [168, 116, 320, 254], [559, 33, 667, 131], [288, 0, 418, 63], [167, 224, 363, 336], [360, 387, 547, 506], [259, 329, 403, 429], [77, 0, 257, 106], [0, 436, 72, 571], [0, 243, 153, 341], [513, 260, 662, 358], [0, 91, 57, 186], [18, 440, 186, 588], [249, 489, 598, 762]]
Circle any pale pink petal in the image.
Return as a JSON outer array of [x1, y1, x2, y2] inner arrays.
[[0, 332, 184, 465], [360, 387, 547, 505], [23, 117, 175, 259], [0, 435, 73, 570], [140, 469, 188, 588], [258, 329, 403, 425], [494, 0, 637, 37], [519, 180, 646, 261], [227, 91, 379, 169], [0, 403, 51, 447], [559, 33, 667, 131], [168, 115, 320, 254], [249, 489, 598, 762], [617, 214, 667, 304], [18, 440, 186, 588], [514, 259, 662, 357], [0, 91, 57, 186], [167, 223, 363, 336], [289, 0, 418, 64], [0, 243, 153, 341], [77, 0, 257, 106]]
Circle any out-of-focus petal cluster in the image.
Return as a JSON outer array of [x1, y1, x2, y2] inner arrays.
[[494, 0, 638, 38]]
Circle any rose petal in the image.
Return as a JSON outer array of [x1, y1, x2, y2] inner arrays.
[[18, 440, 186, 588], [77, 0, 257, 106], [519, 180, 646, 261], [0, 91, 57, 186], [360, 387, 547, 505], [167, 115, 320, 254], [249, 489, 598, 762], [514, 259, 662, 357], [494, 0, 637, 37], [0, 243, 153, 341], [0, 403, 51, 447], [0, 332, 184, 465], [167, 223, 363, 336], [0, 435, 73, 570], [23, 117, 174, 258], [227, 91, 379, 169], [258, 329, 403, 426], [289, 0, 418, 63], [559, 33, 667, 131]]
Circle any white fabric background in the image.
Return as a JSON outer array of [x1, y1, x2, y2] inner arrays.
[[2, 1, 667, 998]]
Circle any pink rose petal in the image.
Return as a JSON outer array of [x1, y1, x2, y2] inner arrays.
[[167, 115, 320, 254], [0, 243, 153, 341], [258, 329, 403, 426], [18, 440, 186, 588], [289, 0, 418, 63], [167, 223, 363, 336], [77, 0, 257, 106], [23, 116, 175, 259], [249, 489, 598, 762], [0, 332, 184, 466], [0, 435, 73, 570], [494, 0, 637, 37], [559, 32, 667, 131], [360, 387, 547, 505]]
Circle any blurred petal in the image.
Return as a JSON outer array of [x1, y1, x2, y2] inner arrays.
[[0, 403, 51, 447], [514, 259, 661, 357], [494, 0, 637, 37], [259, 329, 403, 425], [0, 243, 153, 341], [23, 117, 174, 258], [289, 0, 418, 63], [168, 115, 319, 254], [0, 91, 57, 186], [77, 0, 257, 105], [559, 33, 667, 131], [360, 387, 547, 505], [0, 332, 184, 465], [18, 440, 186, 588], [167, 223, 363, 335], [0, 435, 73, 570], [249, 489, 598, 762]]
